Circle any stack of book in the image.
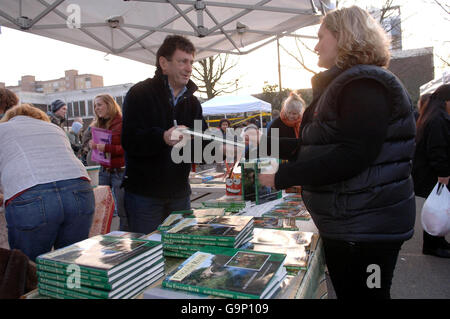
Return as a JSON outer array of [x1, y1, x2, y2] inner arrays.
[[241, 158, 282, 205], [253, 216, 299, 231], [263, 195, 310, 220], [36, 235, 164, 299], [202, 194, 248, 213], [162, 246, 287, 299], [158, 208, 227, 232], [161, 215, 254, 259], [242, 228, 319, 276]]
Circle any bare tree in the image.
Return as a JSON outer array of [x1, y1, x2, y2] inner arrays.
[[191, 54, 240, 99]]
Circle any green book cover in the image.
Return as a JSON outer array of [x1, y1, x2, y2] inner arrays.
[[36, 235, 162, 278], [37, 255, 164, 291], [253, 217, 299, 231], [242, 228, 316, 270], [162, 247, 286, 299], [38, 261, 164, 299], [163, 216, 253, 243], [241, 158, 282, 205]]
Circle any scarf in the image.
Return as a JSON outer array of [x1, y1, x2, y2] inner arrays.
[[280, 110, 302, 138]]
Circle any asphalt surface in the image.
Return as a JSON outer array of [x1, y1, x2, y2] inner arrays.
[[326, 197, 450, 299]]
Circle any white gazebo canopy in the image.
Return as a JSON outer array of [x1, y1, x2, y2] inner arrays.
[[0, 0, 334, 64], [420, 69, 450, 95], [201, 95, 271, 115]]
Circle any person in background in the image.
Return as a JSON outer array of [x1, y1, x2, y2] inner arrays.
[[0, 104, 94, 262], [259, 6, 416, 299], [121, 35, 208, 234], [219, 118, 231, 138], [412, 84, 450, 258], [47, 99, 67, 129], [89, 94, 128, 231], [68, 118, 83, 158], [0, 88, 19, 120], [267, 91, 305, 140], [415, 93, 431, 121]]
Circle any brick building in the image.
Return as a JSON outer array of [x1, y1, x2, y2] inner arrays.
[[5, 69, 103, 94]]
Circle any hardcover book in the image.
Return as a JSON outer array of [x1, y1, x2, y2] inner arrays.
[[253, 217, 298, 231], [242, 229, 317, 273], [162, 216, 254, 244], [36, 235, 162, 278], [162, 247, 286, 299], [241, 158, 282, 205]]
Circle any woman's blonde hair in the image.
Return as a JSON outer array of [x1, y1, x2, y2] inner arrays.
[[91, 94, 122, 129], [282, 91, 305, 114], [0, 104, 50, 123], [322, 6, 391, 69]]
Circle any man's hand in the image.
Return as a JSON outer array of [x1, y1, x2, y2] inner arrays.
[[259, 173, 276, 188], [164, 125, 188, 146]]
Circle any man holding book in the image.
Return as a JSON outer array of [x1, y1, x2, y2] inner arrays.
[[121, 35, 208, 234]]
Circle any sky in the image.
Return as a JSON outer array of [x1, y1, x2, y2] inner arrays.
[[0, 0, 448, 97]]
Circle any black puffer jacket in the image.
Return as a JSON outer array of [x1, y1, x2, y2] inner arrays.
[[277, 65, 416, 242], [121, 71, 207, 199], [412, 109, 450, 198]]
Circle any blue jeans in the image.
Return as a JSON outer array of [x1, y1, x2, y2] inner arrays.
[[124, 191, 191, 234], [5, 178, 95, 262], [99, 168, 128, 231]]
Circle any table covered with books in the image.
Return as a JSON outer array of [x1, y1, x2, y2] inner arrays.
[[25, 160, 327, 300]]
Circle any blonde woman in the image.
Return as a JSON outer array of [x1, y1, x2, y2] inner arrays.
[[89, 94, 127, 231], [0, 104, 94, 261], [268, 92, 305, 139], [259, 6, 416, 299]]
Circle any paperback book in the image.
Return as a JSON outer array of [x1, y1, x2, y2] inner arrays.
[[253, 217, 299, 231]]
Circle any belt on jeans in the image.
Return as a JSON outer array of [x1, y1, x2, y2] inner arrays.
[[102, 167, 125, 173]]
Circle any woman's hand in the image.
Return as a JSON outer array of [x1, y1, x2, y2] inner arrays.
[[438, 176, 449, 185], [259, 173, 276, 188], [89, 140, 96, 150], [97, 144, 106, 152]]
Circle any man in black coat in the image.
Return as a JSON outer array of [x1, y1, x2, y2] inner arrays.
[[121, 35, 208, 234]]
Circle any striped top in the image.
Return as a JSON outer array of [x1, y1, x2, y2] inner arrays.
[[0, 116, 89, 200]]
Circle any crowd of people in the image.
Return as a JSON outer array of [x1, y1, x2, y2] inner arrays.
[[0, 5, 448, 299]]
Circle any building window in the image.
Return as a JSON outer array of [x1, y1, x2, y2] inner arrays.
[[67, 102, 74, 117], [73, 101, 80, 117], [80, 101, 86, 116], [88, 100, 94, 116], [115, 96, 123, 107]]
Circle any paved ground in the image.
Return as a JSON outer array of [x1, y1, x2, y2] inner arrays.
[[326, 197, 450, 299]]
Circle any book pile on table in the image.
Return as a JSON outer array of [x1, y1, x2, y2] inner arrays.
[[253, 216, 299, 231], [161, 215, 254, 259], [189, 169, 225, 184], [241, 228, 319, 276], [36, 235, 164, 299], [262, 194, 311, 220], [241, 158, 282, 205], [157, 208, 227, 232], [162, 246, 287, 299], [202, 194, 249, 213]]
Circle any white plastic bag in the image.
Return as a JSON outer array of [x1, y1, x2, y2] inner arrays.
[[421, 182, 450, 236]]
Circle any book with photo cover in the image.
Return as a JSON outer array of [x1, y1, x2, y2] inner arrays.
[[241, 158, 282, 205], [162, 247, 286, 299], [253, 217, 299, 231], [162, 216, 254, 244], [242, 228, 317, 273], [36, 235, 162, 278]]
